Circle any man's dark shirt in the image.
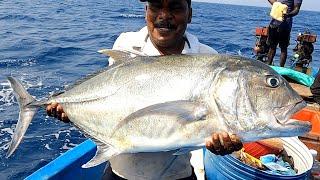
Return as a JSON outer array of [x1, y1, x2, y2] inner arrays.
[[270, 0, 303, 29]]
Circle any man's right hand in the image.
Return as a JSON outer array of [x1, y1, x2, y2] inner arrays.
[[46, 102, 70, 123]]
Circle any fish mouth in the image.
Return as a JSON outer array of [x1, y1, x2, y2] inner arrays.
[[273, 100, 311, 135], [273, 100, 307, 124], [282, 119, 312, 133]]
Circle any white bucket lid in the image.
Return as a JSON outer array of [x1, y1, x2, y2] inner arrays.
[[280, 137, 313, 174]]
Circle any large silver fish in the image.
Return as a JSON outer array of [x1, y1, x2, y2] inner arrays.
[[6, 50, 311, 168]]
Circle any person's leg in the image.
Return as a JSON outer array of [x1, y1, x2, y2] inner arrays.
[[266, 25, 279, 65], [279, 47, 288, 67], [278, 28, 291, 67], [267, 46, 277, 65]]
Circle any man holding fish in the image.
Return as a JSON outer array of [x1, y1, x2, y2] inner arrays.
[[6, 0, 311, 179], [47, 0, 243, 179], [3, 0, 308, 180], [6, 0, 310, 179]]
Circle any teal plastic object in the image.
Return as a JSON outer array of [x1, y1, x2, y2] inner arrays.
[[271, 66, 315, 87], [26, 139, 106, 180]]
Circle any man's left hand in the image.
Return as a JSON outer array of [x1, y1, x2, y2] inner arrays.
[[282, 13, 290, 20], [205, 132, 243, 155]]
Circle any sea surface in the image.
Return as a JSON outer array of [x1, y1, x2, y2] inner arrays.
[[0, 0, 319, 179]]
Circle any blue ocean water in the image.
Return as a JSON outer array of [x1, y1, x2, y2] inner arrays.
[[0, 0, 319, 179]]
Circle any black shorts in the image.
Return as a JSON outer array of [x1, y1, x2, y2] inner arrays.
[[267, 25, 291, 49]]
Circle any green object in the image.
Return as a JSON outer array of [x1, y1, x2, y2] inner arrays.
[[271, 66, 315, 87]]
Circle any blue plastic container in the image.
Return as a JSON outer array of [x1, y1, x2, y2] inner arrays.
[[204, 137, 313, 180]]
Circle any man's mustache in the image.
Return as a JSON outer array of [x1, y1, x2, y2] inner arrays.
[[154, 21, 176, 29]]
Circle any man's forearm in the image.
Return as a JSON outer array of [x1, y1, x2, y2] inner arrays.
[[287, 4, 302, 17]]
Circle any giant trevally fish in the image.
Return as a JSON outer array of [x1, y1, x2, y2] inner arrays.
[[6, 50, 311, 168]]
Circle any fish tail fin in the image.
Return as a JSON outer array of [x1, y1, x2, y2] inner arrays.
[[6, 76, 38, 158]]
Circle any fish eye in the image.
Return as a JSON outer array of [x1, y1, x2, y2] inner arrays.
[[266, 76, 280, 88]]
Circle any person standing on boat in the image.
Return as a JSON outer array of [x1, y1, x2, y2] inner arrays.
[[266, 0, 303, 67], [311, 71, 320, 105], [46, 0, 243, 179]]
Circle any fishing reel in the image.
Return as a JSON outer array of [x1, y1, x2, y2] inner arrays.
[[253, 27, 270, 62], [291, 30, 317, 73]]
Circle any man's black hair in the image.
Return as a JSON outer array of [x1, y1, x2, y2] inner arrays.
[[139, 0, 191, 7]]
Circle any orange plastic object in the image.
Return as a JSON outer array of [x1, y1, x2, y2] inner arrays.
[[243, 141, 282, 159], [291, 107, 320, 135], [255, 27, 268, 36]]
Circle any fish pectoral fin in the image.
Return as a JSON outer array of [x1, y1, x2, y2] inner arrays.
[[111, 100, 209, 136], [81, 144, 120, 168], [111, 100, 209, 137], [129, 100, 208, 122]]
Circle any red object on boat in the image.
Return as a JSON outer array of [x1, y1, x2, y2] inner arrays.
[[255, 27, 268, 36], [243, 139, 283, 159], [244, 107, 320, 160], [292, 107, 320, 135]]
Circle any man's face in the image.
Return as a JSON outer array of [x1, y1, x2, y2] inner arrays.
[[145, 0, 192, 48]]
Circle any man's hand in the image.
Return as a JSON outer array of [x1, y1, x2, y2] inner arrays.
[[205, 132, 243, 155], [46, 102, 70, 123], [282, 13, 290, 20]]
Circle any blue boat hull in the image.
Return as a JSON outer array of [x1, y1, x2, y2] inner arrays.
[[26, 139, 106, 180]]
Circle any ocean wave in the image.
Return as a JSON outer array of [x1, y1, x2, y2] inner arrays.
[[0, 58, 37, 68], [0, 85, 15, 107], [0, 77, 43, 108], [118, 14, 144, 19], [0, 126, 13, 152], [35, 47, 85, 62], [0, 14, 36, 22], [0, 141, 10, 152]]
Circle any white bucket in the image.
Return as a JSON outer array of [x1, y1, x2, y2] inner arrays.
[[280, 137, 313, 174]]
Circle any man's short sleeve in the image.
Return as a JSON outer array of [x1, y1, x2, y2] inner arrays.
[[108, 30, 144, 65], [112, 33, 130, 50], [199, 43, 218, 54]]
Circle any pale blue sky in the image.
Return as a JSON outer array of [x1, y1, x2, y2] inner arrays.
[[194, 0, 319, 12]]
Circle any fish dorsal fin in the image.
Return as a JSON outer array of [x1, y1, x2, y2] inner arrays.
[[98, 49, 143, 64], [81, 144, 120, 168]]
